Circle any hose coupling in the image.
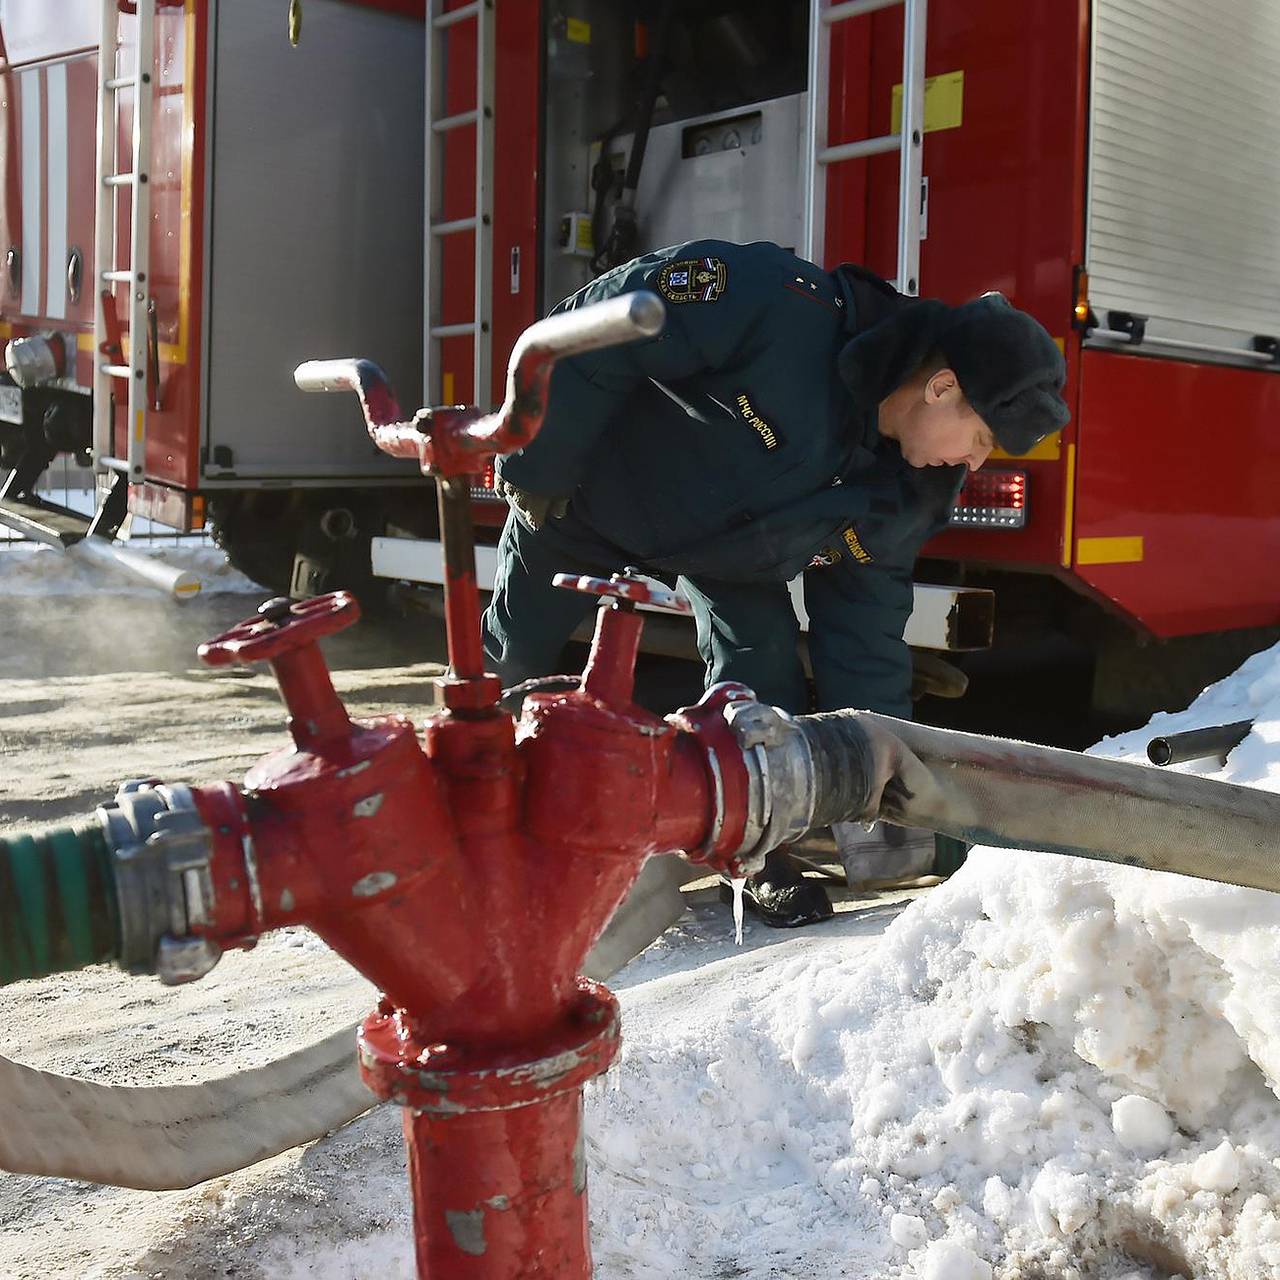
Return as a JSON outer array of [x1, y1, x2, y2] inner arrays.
[[722, 700, 818, 868], [97, 780, 221, 985]]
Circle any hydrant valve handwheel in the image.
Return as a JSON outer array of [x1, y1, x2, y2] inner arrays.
[[197, 592, 361, 666], [553, 571, 693, 614]]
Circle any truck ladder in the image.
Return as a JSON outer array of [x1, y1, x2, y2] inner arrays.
[[423, 0, 495, 407], [803, 0, 927, 294], [92, 0, 155, 482]]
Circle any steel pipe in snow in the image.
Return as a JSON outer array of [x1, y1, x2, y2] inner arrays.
[[798, 710, 1280, 895], [67, 536, 202, 600]]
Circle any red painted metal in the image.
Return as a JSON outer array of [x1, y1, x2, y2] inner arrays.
[[183, 578, 754, 1274], [168, 307, 778, 1275], [1073, 349, 1280, 636]]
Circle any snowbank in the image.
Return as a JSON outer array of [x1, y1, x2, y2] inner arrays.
[[586, 638, 1280, 1279]]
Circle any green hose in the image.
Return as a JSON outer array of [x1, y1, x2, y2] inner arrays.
[[0, 823, 120, 986]]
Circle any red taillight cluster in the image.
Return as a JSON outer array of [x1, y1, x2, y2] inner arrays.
[[471, 459, 501, 502], [949, 469, 1027, 529]]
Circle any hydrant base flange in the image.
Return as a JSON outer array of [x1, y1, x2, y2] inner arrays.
[[358, 978, 621, 1115]]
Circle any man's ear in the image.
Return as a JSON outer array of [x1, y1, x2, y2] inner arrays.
[[924, 368, 961, 404]]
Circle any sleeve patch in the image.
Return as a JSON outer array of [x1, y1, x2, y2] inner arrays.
[[842, 526, 875, 564], [656, 256, 727, 304]]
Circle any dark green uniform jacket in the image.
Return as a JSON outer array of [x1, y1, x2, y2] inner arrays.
[[495, 239, 965, 717]]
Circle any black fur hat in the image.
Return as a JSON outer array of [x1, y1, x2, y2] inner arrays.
[[838, 291, 1069, 455]]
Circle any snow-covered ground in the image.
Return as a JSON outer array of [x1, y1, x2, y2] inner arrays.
[[3, 548, 1280, 1277], [585, 644, 1280, 1280]]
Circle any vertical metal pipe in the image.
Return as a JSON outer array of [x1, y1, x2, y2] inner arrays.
[[424, 3, 438, 405], [896, 0, 926, 294], [403, 1093, 592, 1278], [437, 476, 485, 679], [473, 0, 494, 406], [579, 604, 642, 707]]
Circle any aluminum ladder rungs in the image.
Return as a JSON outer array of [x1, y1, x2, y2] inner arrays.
[[820, 133, 900, 165], [804, 0, 925, 294], [825, 0, 905, 22], [93, 0, 155, 482], [433, 110, 478, 133], [430, 216, 479, 237], [433, 2, 479, 30], [424, 0, 494, 407]]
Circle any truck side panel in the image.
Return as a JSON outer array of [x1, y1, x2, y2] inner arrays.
[[1073, 349, 1280, 637]]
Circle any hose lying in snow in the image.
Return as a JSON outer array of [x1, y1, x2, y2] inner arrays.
[[0, 1025, 370, 1191]]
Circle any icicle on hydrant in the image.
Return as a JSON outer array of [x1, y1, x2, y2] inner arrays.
[[6, 292, 1280, 1279]]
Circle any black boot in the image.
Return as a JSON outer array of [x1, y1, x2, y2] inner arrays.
[[722, 848, 833, 929]]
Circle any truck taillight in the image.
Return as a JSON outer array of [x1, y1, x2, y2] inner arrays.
[[470, 460, 501, 502], [949, 469, 1027, 530]]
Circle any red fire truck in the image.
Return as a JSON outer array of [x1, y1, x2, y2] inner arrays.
[[2, 0, 1278, 720]]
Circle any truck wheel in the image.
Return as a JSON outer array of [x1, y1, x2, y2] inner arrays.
[[207, 492, 300, 597], [209, 491, 393, 610]]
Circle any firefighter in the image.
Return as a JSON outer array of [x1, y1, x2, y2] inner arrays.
[[483, 238, 1069, 927]]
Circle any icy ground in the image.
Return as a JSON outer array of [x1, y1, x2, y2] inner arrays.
[[4, 545, 1280, 1276]]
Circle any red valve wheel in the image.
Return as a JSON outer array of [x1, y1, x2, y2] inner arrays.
[[552, 571, 692, 615], [197, 592, 362, 667]]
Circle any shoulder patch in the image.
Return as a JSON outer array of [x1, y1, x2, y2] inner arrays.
[[842, 525, 874, 564], [656, 256, 727, 305], [809, 546, 842, 568]]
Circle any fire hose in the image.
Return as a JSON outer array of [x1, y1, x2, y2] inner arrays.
[[3, 292, 1280, 1277]]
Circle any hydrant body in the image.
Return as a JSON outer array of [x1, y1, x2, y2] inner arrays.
[[189, 586, 743, 1276]]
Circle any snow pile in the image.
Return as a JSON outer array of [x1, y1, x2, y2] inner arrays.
[[0, 540, 258, 596], [586, 638, 1280, 1279]]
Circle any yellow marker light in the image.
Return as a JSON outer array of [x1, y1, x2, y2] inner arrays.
[[1073, 268, 1091, 324]]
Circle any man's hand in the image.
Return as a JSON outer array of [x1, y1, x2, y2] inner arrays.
[[494, 478, 569, 531]]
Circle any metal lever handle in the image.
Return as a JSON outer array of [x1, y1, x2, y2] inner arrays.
[[292, 291, 665, 477], [479, 291, 664, 459]]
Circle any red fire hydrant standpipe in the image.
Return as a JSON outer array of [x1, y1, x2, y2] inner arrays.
[[8, 292, 1280, 1276]]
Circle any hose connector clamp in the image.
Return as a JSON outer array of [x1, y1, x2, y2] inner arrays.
[[723, 701, 818, 868], [97, 781, 221, 985]]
